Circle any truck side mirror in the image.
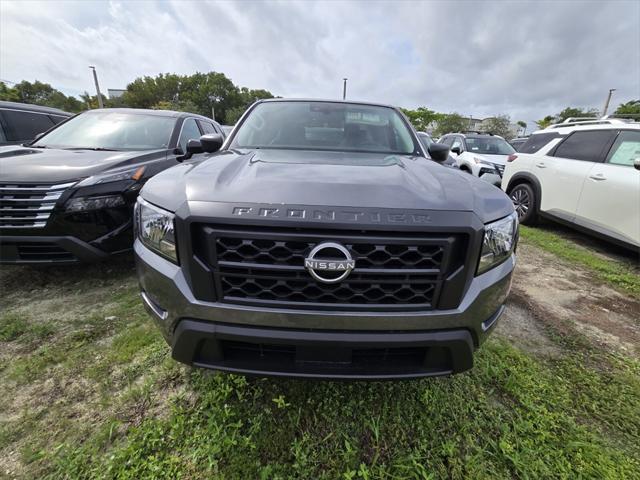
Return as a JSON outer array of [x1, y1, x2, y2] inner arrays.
[[176, 139, 203, 162], [200, 133, 224, 153], [428, 143, 450, 162]]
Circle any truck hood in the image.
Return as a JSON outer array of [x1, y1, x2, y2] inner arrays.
[[0, 145, 167, 183], [143, 149, 513, 223]]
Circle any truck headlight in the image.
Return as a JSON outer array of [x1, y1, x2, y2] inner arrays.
[[135, 198, 178, 263], [477, 211, 518, 275]]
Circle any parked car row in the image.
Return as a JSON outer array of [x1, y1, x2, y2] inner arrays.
[[433, 118, 640, 250], [0, 107, 224, 263], [502, 119, 640, 250], [0, 101, 72, 146], [0, 101, 453, 266], [438, 131, 514, 186]]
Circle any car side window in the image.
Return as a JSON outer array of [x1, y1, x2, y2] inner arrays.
[[441, 136, 453, 147], [178, 118, 202, 152], [0, 109, 55, 142], [552, 130, 616, 162], [519, 132, 562, 154], [198, 120, 217, 135], [606, 130, 640, 167], [49, 114, 69, 124]]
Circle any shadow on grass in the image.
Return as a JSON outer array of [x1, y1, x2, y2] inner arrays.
[[0, 252, 136, 298], [532, 219, 639, 268]]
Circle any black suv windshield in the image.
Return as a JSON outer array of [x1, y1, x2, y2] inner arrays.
[[231, 101, 417, 154], [32, 111, 176, 151], [465, 136, 515, 155]]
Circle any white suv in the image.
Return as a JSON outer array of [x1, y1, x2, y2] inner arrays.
[[438, 132, 516, 186], [502, 119, 640, 250]]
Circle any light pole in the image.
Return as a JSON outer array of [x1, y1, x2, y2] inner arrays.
[[342, 78, 348, 100], [89, 66, 104, 109], [601, 88, 616, 117]]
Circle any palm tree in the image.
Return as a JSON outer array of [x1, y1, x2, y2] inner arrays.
[[517, 121, 527, 136], [536, 116, 555, 129]]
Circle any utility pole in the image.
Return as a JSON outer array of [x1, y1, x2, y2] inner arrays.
[[89, 66, 104, 109], [342, 78, 348, 100], [601, 88, 616, 117]]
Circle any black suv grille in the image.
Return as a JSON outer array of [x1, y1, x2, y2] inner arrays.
[[0, 182, 74, 229], [195, 226, 463, 312]]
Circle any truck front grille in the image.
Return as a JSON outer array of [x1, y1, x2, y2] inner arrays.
[[0, 182, 75, 229], [196, 225, 462, 311]]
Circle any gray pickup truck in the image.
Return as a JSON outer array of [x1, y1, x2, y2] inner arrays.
[[134, 99, 518, 379]]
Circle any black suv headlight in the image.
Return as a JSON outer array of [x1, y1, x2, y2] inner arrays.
[[135, 198, 178, 264], [477, 211, 518, 275]]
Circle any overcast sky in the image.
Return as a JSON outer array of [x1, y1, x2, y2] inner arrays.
[[1, 0, 639, 127]]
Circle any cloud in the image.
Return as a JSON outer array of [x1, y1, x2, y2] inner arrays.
[[1, 0, 638, 126]]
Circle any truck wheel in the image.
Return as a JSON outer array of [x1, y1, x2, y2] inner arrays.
[[509, 183, 538, 225]]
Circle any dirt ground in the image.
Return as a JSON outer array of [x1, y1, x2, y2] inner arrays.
[[499, 243, 640, 358]]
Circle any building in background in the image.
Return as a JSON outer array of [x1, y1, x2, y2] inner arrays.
[[107, 88, 125, 99]]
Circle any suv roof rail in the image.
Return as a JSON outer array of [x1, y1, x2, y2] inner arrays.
[[547, 118, 631, 129], [562, 117, 599, 123]]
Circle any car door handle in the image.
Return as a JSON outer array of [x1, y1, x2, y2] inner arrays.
[[535, 162, 546, 169], [589, 173, 606, 181]]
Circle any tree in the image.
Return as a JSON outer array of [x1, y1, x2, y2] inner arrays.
[[400, 107, 439, 132], [0, 82, 20, 102], [433, 113, 468, 137], [152, 99, 200, 114], [79, 91, 109, 110], [517, 120, 527, 136], [226, 87, 275, 124], [481, 115, 514, 139], [614, 100, 640, 116], [556, 107, 598, 122], [536, 116, 555, 129], [0, 80, 84, 112], [121, 73, 183, 109], [120, 71, 274, 124]]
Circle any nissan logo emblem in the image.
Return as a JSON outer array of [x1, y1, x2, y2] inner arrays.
[[304, 242, 355, 284]]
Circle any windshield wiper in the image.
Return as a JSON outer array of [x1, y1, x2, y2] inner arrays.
[[65, 147, 119, 151]]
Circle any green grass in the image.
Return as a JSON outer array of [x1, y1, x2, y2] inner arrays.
[[0, 314, 29, 341], [519, 226, 640, 297], [43, 341, 640, 479]]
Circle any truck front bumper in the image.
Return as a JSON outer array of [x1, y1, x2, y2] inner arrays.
[[135, 240, 514, 379]]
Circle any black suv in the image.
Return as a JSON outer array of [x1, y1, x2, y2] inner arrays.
[[0, 101, 72, 146], [0, 108, 224, 264], [134, 99, 518, 379]]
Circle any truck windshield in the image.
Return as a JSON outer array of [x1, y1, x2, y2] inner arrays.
[[32, 111, 176, 151], [231, 101, 417, 154]]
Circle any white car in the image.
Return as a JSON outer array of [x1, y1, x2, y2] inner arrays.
[[438, 132, 516, 186], [502, 118, 640, 250]]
